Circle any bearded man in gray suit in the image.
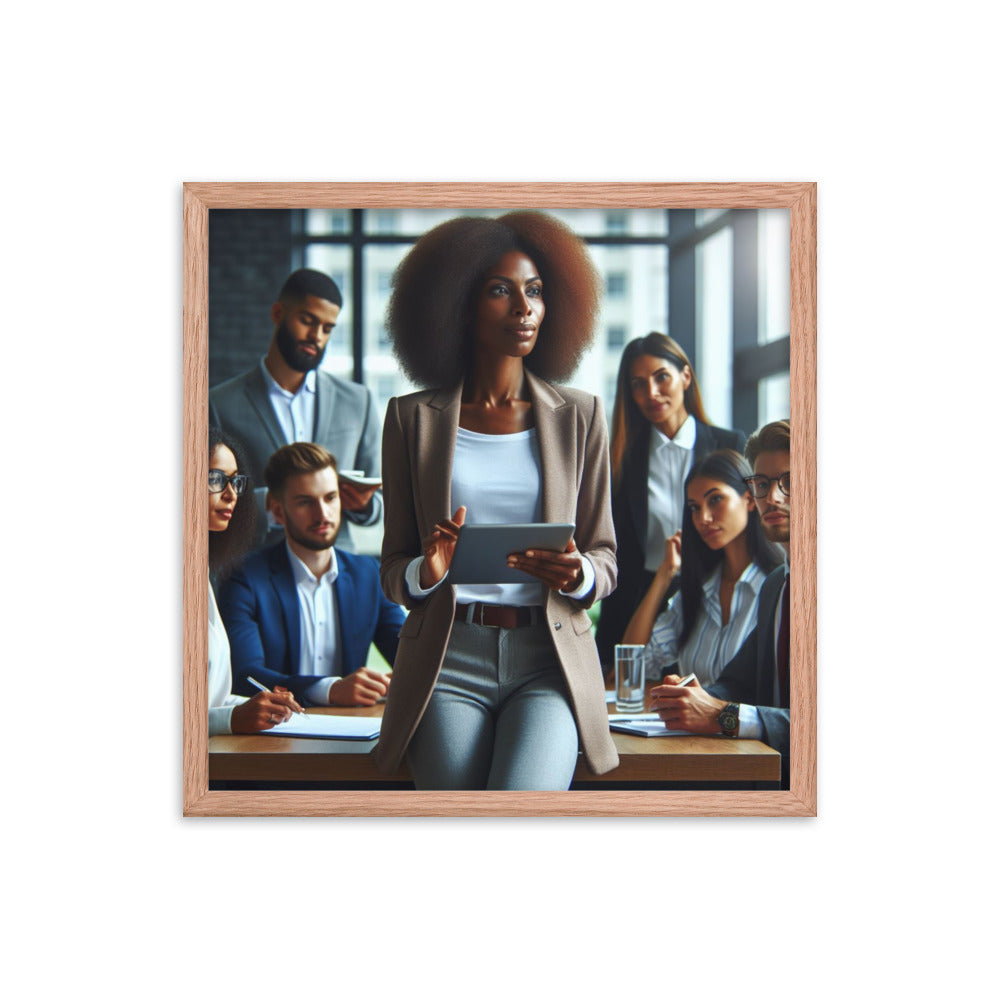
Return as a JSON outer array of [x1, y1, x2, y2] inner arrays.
[[209, 269, 382, 553]]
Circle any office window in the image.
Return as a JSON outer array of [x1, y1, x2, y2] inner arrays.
[[305, 209, 350, 235], [605, 211, 628, 234], [759, 372, 790, 424], [607, 324, 627, 349], [696, 226, 734, 427], [606, 273, 627, 298], [758, 209, 790, 344]]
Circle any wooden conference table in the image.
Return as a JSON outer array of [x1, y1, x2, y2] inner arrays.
[[209, 691, 780, 788]]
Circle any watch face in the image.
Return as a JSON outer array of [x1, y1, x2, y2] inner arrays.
[[720, 707, 738, 732]]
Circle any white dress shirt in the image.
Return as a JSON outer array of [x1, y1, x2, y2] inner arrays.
[[644, 562, 768, 685], [286, 542, 343, 705], [644, 415, 696, 572], [261, 360, 317, 444]]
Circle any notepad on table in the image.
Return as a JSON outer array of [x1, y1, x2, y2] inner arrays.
[[608, 714, 703, 738], [258, 714, 381, 741]]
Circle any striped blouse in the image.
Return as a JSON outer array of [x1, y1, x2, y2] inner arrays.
[[643, 562, 768, 686]]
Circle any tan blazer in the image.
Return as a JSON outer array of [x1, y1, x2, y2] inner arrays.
[[376, 371, 620, 777]]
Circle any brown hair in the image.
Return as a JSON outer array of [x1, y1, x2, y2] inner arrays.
[[744, 419, 791, 467], [264, 442, 339, 499], [386, 211, 602, 387], [609, 332, 711, 491]]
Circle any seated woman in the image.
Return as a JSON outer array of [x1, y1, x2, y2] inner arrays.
[[208, 426, 303, 735], [621, 449, 783, 686], [596, 333, 745, 670]]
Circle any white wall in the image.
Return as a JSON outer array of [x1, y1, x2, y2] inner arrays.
[[4, 3, 995, 998]]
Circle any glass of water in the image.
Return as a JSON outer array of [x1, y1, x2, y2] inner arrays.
[[614, 644, 645, 713]]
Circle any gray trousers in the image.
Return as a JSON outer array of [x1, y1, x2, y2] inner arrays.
[[406, 618, 579, 790]]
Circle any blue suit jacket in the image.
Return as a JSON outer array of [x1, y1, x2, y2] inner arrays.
[[707, 565, 790, 787], [217, 542, 405, 703]]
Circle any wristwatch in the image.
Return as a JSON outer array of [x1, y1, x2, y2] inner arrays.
[[718, 703, 740, 737]]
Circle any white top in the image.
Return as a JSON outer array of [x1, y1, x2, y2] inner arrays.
[[208, 579, 248, 736], [644, 415, 696, 572], [286, 542, 342, 705], [644, 561, 768, 686], [406, 426, 594, 604]]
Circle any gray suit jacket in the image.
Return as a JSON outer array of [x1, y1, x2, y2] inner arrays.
[[376, 371, 620, 777], [209, 364, 382, 553]]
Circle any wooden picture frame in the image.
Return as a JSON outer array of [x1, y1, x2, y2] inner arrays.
[[184, 182, 816, 817]]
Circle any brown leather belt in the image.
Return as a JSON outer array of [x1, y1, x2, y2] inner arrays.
[[455, 602, 539, 628]]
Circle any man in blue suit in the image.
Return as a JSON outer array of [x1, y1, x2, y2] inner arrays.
[[219, 442, 405, 706], [649, 420, 791, 787]]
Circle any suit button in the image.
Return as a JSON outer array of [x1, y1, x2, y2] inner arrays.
[[553, 622, 562, 630]]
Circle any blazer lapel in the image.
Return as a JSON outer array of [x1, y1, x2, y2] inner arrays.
[[268, 544, 302, 670], [333, 562, 357, 668], [414, 384, 462, 531], [244, 367, 287, 454], [527, 372, 575, 524]]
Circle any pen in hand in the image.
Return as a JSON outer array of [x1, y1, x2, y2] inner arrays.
[[246, 676, 307, 715]]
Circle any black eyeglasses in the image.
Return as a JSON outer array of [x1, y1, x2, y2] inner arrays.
[[209, 470, 248, 495], [743, 472, 790, 498]]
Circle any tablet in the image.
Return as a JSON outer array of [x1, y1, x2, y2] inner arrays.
[[448, 522, 575, 585]]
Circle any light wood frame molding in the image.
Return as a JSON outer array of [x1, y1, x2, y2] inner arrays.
[[183, 182, 817, 817]]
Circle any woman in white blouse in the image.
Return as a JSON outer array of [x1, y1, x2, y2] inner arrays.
[[622, 448, 783, 686], [208, 427, 303, 736]]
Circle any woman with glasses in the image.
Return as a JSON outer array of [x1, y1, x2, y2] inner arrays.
[[621, 449, 784, 686], [208, 426, 303, 735], [595, 333, 746, 670]]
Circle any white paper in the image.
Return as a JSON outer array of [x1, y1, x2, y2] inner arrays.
[[258, 714, 381, 740]]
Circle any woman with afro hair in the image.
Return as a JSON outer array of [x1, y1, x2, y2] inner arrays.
[[376, 211, 619, 789]]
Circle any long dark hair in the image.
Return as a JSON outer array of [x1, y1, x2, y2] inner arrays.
[[677, 449, 783, 650], [386, 211, 601, 388], [208, 425, 257, 577], [610, 332, 711, 492]]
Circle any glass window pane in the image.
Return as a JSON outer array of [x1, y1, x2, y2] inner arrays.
[[758, 209, 790, 344], [303, 244, 353, 379], [696, 226, 734, 427], [305, 209, 350, 235], [758, 372, 790, 424]]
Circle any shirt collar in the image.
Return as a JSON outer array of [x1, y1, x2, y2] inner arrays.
[[260, 358, 317, 398], [651, 414, 696, 451], [285, 541, 338, 587], [702, 561, 766, 600]]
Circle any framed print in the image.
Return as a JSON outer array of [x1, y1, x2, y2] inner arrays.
[[183, 182, 816, 817]]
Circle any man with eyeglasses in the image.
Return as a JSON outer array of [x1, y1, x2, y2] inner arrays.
[[209, 268, 382, 553], [650, 419, 792, 787], [218, 442, 405, 708]]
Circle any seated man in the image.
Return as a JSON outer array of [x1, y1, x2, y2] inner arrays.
[[649, 419, 792, 787], [219, 442, 405, 706]]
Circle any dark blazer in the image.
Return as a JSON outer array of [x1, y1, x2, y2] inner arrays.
[[595, 418, 745, 666], [376, 372, 620, 777], [708, 565, 790, 788], [217, 542, 406, 704], [209, 365, 382, 552]]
